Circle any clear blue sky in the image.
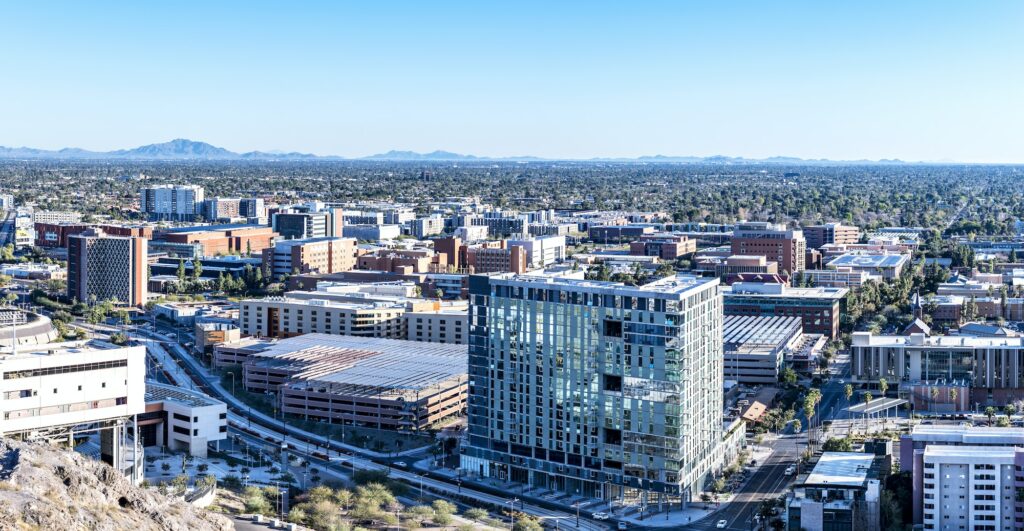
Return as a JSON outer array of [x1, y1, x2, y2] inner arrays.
[[1, 1, 1021, 161]]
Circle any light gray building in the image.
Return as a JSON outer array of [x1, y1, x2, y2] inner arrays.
[[462, 272, 724, 507]]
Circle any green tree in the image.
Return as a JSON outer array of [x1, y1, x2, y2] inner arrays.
[[822, 438, 853, 452], [176, 259, 187, 283], [780, 367, 798, 386]]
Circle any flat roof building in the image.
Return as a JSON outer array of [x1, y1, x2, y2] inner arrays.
[[462, 272, 724, 504], [786, 452, 883, 531], [261, 236, 357, 280], [919, 445, 1018, 530], [852, 332, 1024, 409], [731, 222, 807, 274], [628, 233, 697, 260], [238, 334, 467, 431], [803, 223, 860, 250], [154, 224, 277, 258], [142, 382, 227, 458], [723, 283, 848, 339], [140, 184, 204, 222], [0, 341, 146, 480], [67, 228, 148, 307], [723, 315, 803, 384], [826, 252, 910, 280]]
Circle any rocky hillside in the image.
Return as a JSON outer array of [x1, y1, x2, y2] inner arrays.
[[0, 439, 231, 531]]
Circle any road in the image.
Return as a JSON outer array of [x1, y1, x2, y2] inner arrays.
[[131, 323, 610, 531], [682, 436, 801, 531], [682, 351, 855, 530]]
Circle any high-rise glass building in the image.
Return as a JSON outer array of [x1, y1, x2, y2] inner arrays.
[[461, 272, 723, 506]]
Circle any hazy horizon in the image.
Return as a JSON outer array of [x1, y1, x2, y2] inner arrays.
[[1, 1, 1022, 163]]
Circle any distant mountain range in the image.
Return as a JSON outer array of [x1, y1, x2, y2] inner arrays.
[[0, 138, 914, 164]]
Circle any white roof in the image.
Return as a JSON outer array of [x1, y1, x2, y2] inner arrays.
[[804, 452, 874, 487]]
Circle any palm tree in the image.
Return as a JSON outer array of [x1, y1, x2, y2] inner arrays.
[[862, 392, 873, 433], [986, 406, 997, 426], [803, 397, 816, 449], [878, 379, 889, 427], [950, 388, 959, 414], [844, 384, 854, 435]]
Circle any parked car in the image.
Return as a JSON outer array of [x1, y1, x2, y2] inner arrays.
[[617, 522, 628, 530], [785, 465, 796, 476]]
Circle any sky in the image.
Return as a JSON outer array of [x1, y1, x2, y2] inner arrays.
[[0, 1, 1022, 162]]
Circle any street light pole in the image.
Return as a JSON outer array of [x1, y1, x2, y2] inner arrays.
[[507, 498, 519, 531]]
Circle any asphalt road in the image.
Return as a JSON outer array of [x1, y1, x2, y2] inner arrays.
[[136, 322, 610, 531], [681, 435, 801, 531]]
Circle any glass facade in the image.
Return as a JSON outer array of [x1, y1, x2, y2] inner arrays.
[[462, 273, 723, 502]]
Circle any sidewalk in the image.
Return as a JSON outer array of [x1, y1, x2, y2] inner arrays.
[[414, 442, 775, 528]]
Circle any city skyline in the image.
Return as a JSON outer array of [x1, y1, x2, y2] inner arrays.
[[1, 2, 1022, 162]]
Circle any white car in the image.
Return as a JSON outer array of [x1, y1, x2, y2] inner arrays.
[[592, 512, 609, 520], [716, 520, 728, 529], [785, 465, 796, 476], [393, 461, 407, 468], [837, 379, 845, 384]]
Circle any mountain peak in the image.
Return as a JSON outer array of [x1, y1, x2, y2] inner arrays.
[[112, 139, 237, 159]]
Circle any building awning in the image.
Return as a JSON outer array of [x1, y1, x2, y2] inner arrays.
[[844, 397, 907, 416]]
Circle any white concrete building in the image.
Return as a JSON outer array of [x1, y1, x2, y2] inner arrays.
[[411, 215, 445, 239], [404, 308, 468, 345], [921, 445, 1017, 531], [143, 382, 227, 458], [140, 184, 205, 221], [0, 341, 146, 482], [454, 225, 488, 242], [31, 210, 82, 224], [507, 235, 566, 269], [0, 341, 146, 437]]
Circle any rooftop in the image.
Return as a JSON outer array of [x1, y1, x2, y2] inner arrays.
[[490, 272, 719, 298], [0, 339, 132, 359], [723, 315, 802, 350], [803, 452, 875, 488], [910, 425, 1024, 445], [724, 282, 848, 299], [828, 253, 909, 269], [160, 223, 262, 234], [272, 236, 354, 248], [247, 334, 467, 395], [851, 332, 1024, 348], [923, 444, 1017, 460], [145, 381, 224, 409]]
